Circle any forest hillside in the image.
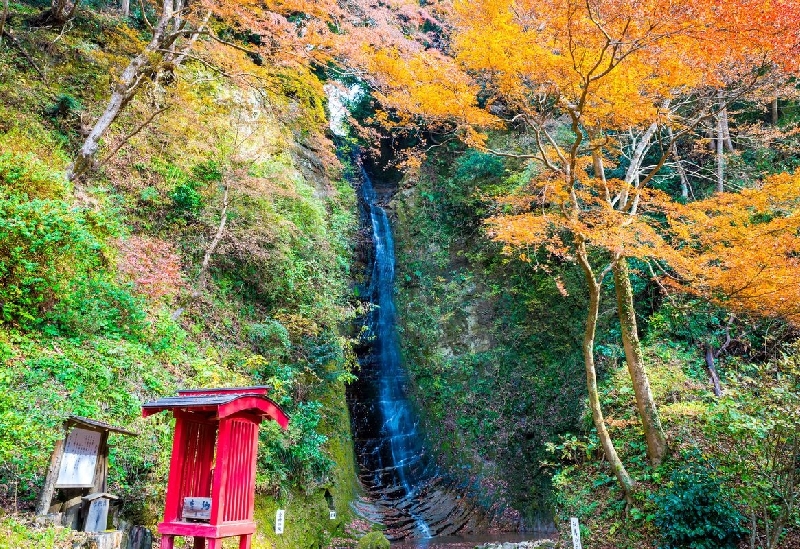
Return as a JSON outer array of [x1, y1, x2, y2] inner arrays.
[[1, 0, 800, 548]]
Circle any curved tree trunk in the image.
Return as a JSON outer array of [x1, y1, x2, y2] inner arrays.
[[578, 249, 635, 502], [67, 3, 177, 180], [613, 258, 667, 466], [67, 0, 212, 181]]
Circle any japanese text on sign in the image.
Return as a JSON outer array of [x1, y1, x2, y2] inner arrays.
[[275, 509, 285, 534], [570, 517, 583, 549], [55, 428, 101, 488]]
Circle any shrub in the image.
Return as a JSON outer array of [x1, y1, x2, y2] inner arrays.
[[0, 151, 66, 199], [47, 275, 147, 337], [170, 183, 203, 216], [356, 531, 390, 549], [651, 452, 747, 549], [453, 149, 504, 182], [0, 192, 102, 325], [44, 94, 82, 118]]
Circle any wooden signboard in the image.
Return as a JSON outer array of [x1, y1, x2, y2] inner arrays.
[[55, 428, 101, 488], [182, 497, 212, 521]]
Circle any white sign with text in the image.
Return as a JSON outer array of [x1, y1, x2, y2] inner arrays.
[[570, 517, 583, 549], [275, 509, 285, 534], [55, 428, 101, 488]]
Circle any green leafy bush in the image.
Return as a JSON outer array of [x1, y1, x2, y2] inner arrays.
[[651, 453, 747, 549], [170, 183, 203, 216], [453, 149, 504, 182], [0, 192, 102, 325], [356, 531, 390, 549], [47, 275, 147, 337], [0, 151, 66, 199]]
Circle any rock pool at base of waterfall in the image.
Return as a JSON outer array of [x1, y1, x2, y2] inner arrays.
[[388, 534, 556, 548]]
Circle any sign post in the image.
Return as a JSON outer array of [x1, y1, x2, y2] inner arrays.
[[275, 509, 285, 534], [570, 517, 583, 549]]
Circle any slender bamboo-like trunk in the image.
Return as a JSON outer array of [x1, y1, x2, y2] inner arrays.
[[613, 258, 667, 466], [716, 110, 725, 193], [578, 249, 635, 502], [771, 97, 779, 125]]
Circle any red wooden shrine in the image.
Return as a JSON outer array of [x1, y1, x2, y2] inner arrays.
[[142, 387, 289, 549]]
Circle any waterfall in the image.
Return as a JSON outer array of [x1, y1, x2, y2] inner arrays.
[[352, 164, 432, 538], [347, 157, 506, 541]]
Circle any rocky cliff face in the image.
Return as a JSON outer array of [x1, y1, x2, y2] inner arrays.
[[388, 151, 588, 527]]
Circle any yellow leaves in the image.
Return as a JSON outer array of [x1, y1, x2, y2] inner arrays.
[[666, 171, 800, 325], [358, 46, 499, 128]]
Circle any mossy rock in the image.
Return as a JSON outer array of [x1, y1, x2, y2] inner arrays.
[[356, 531, 390, 549]]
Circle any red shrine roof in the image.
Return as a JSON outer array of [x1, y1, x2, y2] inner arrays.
[[142, 386, 289, 429]]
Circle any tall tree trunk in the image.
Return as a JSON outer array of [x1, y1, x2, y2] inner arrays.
[[720, 105, 734, 152], [578, 248, 635, 502], [703, 343, 723, 397], [67, 0, 179, 180], [716, 109, 725, 193], [613, 258, 668, 466], [667, 126, 690, 199], [121, 0, 129, 17], [771, 97, 779, 125], [0, 0, 8, 44]]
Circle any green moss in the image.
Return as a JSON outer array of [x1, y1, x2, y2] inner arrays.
[[356, 531, 390, 549]]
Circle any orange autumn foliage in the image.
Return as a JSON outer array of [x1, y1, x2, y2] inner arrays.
[[667, 172, 800, 325]]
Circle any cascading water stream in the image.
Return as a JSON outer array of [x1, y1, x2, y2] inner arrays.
[[327, 87, 547, 544], [354, 165, 432, 537], [348, 160, 506, 541]]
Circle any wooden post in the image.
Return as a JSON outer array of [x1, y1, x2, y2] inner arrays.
[[36, 438, 65, 516], [91, 432, 110, 494], [210, 418, 233, 526]]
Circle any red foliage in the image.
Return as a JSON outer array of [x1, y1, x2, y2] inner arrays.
[[117, 236, 185, 300]]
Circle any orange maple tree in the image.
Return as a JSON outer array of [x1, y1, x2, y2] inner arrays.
[[355, 0, 800, 498]]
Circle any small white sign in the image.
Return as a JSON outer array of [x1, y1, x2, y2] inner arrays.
[[275, 509, 285, 534], [329, 510, 337, 520], [183, 497, 212, 520], [570, 517, 583, 549], [55, 428, 101, 488], [84, 498, 110, 532]]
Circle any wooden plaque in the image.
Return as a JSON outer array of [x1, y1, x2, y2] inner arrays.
[[55, 428, 101, 488], [182, 497, 212, 520]]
